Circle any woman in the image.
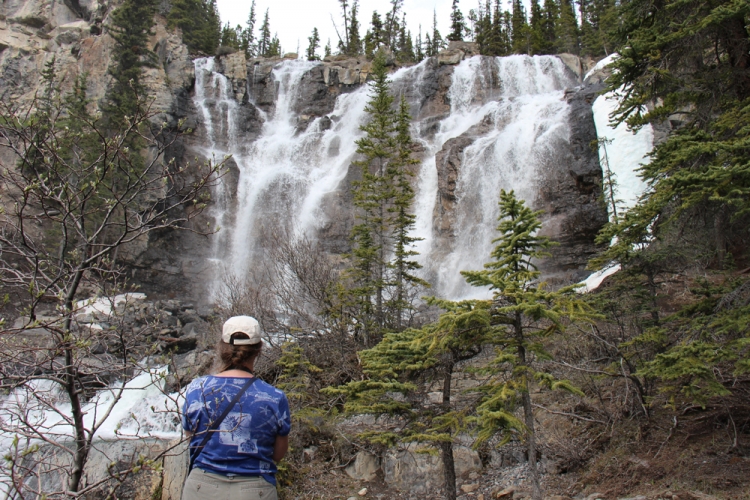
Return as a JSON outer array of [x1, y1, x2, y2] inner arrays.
[[182, 316, 290, 500]]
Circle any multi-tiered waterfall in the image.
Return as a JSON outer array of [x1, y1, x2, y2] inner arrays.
[[192, 54, 588, 300]]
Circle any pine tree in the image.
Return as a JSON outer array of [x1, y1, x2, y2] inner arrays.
[[447, 0, 467, 42], [510, 0, 529, 54], [463, 190, 594, 500], [220, 22, 241, 49], [307, 27, 321, 61], [242, 0, 257, 57], [106, 0, 157, 129], [396, 14, 415, 63], [540, 0, 558, 54], [415, 24, 424, 60], [257, 9, 271, 57], [364, 11, 383, 58], [348, 0, 362, 55], [167, 0, 220, 55], [528, 0, 546, 54], [387, 97, 429, 329], [267, 34, 281, 57], [384, 0, 404, 48], [431, 9, 445, 54], [554, 0, 579, 54], [324, 38, 332, 58], [326, 302, 488, 500], [348, 52, 397, 345]]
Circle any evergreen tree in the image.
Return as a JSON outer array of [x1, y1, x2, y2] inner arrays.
[[326, 301, 488, 500], [396, 14, 415, 63], [528, 0, 546, 54], [167, 0, 220, 55], [554, 0, 579, 54], [105, 0, 157, 130], [242, 0, 257, 57], [267, 34, 281, 57], [364, 11, 384, 58], [348, 52, 397, 344], [463, 190, 594, 500], [348, 0, 363, 55], [258, 9, 272, 57], [431, 9, 445, 54], [474, 1, 493, 55], [447, 0, 467, 42], [591, 0, 750, 409], [307, 27, 321, 61], [424, 32, 433, 57], [324, 38, 332, 58], [220, 22, 241, 50], [510, 0, 529, 54], [384, 0, 404, 48], [540, 0, 558, 54], [415, 24, 424, 60], [387, 97, 429, 328]]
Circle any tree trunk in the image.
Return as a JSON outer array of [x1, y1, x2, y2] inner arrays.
[[440, 356, 457, 500], [63, 268, 89, 494], [515, 316, 542, 500]]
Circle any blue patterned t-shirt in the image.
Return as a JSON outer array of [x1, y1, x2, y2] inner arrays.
[[182, 376, 291, 485]]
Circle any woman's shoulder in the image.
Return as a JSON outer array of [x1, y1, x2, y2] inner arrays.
[[253, 379, 288, 400]]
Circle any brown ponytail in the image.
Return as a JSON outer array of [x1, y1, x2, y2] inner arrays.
[[215, 333, 262, 373]]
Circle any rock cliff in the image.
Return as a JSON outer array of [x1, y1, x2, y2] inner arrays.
[[1, 1, 607, 300]]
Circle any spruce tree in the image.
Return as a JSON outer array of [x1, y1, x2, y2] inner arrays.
[[242, 0, 257, 57], [540, 0, 558, 54], [364, 11, 384, 58], [348, 0, 362, 55], [106, 0, 157, 129], [348, 52, 397, 345], [554, 0, 579, 54], [529, 0, 546, 54], [431, 9, 445, 54], [167, 0, 220, 55], [307, 27, 321, 61], [387, 97, 429, 329], [258, 9, 271, 57], [447, 0, 467, 42], [463, 190, 594, 500], [510, 0, 529, 54], [415, 24, 425, 60]]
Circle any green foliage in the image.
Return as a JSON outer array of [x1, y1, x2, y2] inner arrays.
[[306, 27, 321, 61], [167, 0, 221, 55], [276, 342, 323, 408], [105, 0, 157, 129], [343, 53, 426, 343], [448, 0, 468, 42]]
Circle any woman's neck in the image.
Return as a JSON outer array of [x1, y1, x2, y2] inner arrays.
[[215, 368, 254, 378]]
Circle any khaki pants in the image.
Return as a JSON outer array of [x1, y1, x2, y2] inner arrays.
[[181, 468, 278, 500]]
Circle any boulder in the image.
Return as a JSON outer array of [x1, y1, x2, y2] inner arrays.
[[383, 443, 482, 494], [557, 53, 583, 81], [438, 48, 464, 66], [162, 439, 189, 500], [345, 451, 380, 481]]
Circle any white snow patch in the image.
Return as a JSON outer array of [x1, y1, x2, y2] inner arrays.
[[584, 53, 618, 82], [592, 93, 654, 212], [577, 264, 622, 293], [75, 293, 147, 319]]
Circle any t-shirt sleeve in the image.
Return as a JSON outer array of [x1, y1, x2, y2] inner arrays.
[[277, 392, 291, 437]]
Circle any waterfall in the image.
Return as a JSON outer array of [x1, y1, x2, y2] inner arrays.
[[412, 55, 576, 298], [193, 55, 577, 300]]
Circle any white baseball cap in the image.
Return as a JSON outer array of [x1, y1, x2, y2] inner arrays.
[[222, 316, 262, 345]]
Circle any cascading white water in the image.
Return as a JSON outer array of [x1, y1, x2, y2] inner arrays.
[[412, 55, 576, 298], [195, 54, 577, 300]]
